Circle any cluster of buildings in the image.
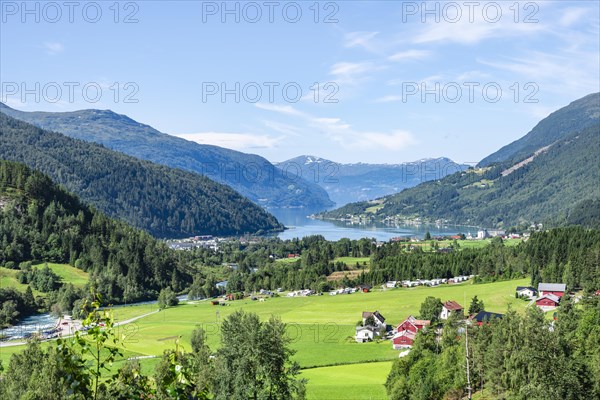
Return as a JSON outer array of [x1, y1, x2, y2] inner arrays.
[[168, 235, 220, 251], [356, 301, 505, 350], [515, 282, 567, 311], [286, 289, 315, 297], [385, 275, 473, 289]]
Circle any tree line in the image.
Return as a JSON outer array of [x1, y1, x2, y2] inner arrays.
[[386, 296, 600, 399]]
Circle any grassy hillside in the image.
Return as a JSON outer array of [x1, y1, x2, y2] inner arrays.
[[0, 113, 282, 238], [0, 263, 87, 292], [322, 123, 600, 229]]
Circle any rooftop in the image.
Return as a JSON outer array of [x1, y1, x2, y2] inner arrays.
[[538, 283, 566, 292], [443, 300, 463, 311]]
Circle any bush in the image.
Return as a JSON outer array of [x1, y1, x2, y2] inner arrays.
[[158, 288, 179, 309]]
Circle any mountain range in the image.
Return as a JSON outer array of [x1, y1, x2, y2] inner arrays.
[[0, 112, 282, 238], [276, 156, 469, 206], [0, 103, 333, 209], [320, 92, 600, 229]]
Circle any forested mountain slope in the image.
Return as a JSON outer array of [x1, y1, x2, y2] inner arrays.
[[0, 160, 193, 306], [321, 123, 600, 229], [0, 103, 333, 209], [478, 92, 599, 167], [0, 113, 282, 238]]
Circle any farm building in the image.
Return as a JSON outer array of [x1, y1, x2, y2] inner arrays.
[[392, 330, 417, 349], [470, 311, 504, 326], [391, 315, 430, 349], [355, 326, 378, 343], [440, 300, 464, 320], [536, 294, 560, 310], [357, 284, 372, 293], [537, 283, 566, 298], [516, 286, 538, 299], [362, 311, 386, 329], [396, 316, 430, 333]]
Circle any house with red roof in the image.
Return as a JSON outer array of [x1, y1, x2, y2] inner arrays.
[[536, 293, 560, 310], [392, 330, 417, 349], [440, 300, 464, 320], [396, 315, 430, 333], [392, 315, 430, 349]]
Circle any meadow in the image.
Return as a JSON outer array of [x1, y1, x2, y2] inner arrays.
[[1, 278, 530, 398], [0, 263, 88, 292]]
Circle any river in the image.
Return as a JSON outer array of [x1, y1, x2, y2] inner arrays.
[[269, 207, 477, 241]]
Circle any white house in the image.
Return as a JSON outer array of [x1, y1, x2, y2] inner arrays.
[[385, 281, 398, 288], [440, 300, 464, 320], [362, 311, 386, 329], [355, 326, 377, 343], [516, 286, 537, 299], [477, 230, 489, 239]]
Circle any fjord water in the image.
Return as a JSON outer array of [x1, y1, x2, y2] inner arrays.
[[269, 207, 475, 241]]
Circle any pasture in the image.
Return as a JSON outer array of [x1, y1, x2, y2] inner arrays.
[[1, 278, 529, 398]]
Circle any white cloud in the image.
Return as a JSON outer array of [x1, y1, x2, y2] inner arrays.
[[257, 102, 416, 151], [374, 95, 403, 103], [173, 132, 284, 150], [359, 131, 416, 150], [255, 103, 305, 116], [411, 13, 545, 45], [44, 42, 64, 55], [328, 62, 386, 87], [559, 7, 587, 27], [388, 49, 430, 62], [344, 31, 380, 51], [478, 50, 600, 94]]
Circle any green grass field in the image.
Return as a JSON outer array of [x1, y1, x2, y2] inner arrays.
[[0, 267, 34, 293], [1, 278, 529, 398], [334, 257, 371, 267], [412, 238, 523, 251], [0, 263, 88, 293], [44, 263, 89, 287], [301, 361, 392, 400]]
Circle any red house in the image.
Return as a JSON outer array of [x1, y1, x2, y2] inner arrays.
[[536, 293, 560, 309], [392, 316, 430, 349], [537, 283, 566, 298], [396, 315, 430, 333], [392, 330, 417, 349]]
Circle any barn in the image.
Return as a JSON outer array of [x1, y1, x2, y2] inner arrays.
[[537, 283, 566, 298]]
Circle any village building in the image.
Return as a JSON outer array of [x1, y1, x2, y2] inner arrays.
[[538, 283, 566, 298], [440, 300, 464, 320], [392, 330, 417, 349], [355, 326, 378, 343], [362, 311, 386, 329], [391, 315, 430, 349], [516, 286, 538, 299], [396, 316, 430, 333], [355, 311, 387, 342], [470, 311, 504, 326], [357, 284, 372, 293], [536, 293, 561, 310]]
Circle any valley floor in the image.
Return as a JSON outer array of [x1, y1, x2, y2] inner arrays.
[[0, 278, 530, 399]]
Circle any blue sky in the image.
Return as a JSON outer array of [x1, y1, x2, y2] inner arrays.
[[1, 0, 599, 163]]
